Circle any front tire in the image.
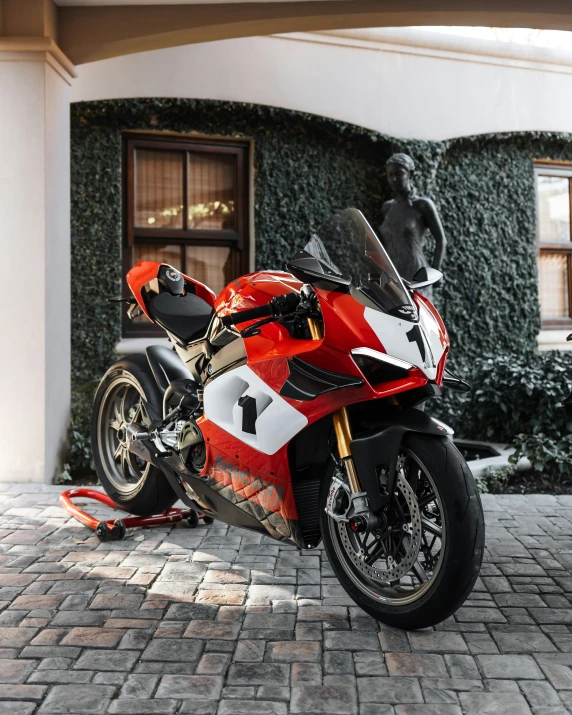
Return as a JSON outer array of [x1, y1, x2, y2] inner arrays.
[[320, 434, 484, 630], [91, 355, 178, 516]]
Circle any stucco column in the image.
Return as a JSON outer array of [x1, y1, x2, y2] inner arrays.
[[0, 42, 75, 482]]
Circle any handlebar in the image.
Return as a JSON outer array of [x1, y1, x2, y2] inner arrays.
[[220, 292, 301, 328], [220, 303, 274, 327]]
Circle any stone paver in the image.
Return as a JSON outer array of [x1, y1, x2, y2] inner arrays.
[[459, 691, 533, 714], [4, 486, 572, 711], [291, 684, 357, 714]]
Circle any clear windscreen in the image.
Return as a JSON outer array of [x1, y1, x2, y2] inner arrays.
[[301, 208, 417, 320]]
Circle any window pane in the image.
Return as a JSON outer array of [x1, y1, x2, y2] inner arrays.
[[134, 244, 182, 270], [135, 150, 183, 229], [185, 245, 235, 296], [539, 253, 569, 320], [537, 176, 570, 243], [188, 153, 236, 230]]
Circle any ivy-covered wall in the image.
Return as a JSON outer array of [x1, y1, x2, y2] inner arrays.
[[70, 99, 571, 437]]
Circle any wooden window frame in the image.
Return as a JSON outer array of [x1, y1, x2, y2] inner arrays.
[[122, 133, 250, 338], [535, 161, 572, 330]]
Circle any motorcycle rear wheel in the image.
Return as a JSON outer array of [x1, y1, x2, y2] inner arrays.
[[320, 434, 484, 630], [91, 355, 178, 516]]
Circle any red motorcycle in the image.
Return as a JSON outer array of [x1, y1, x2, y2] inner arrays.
[[92, 208, 483, 629]]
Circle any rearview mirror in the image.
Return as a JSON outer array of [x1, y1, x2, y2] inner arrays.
[[286, 255, 352, 291], [409, 267, 443, 290]]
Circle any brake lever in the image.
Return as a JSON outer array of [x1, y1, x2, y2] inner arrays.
[[240, 307, 320, 339], [240, 315, 278, 338], [238, 288, 318, 339]]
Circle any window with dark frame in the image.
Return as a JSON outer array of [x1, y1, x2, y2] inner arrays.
[[535, 162, 572, 329], [122, 134, 250, 337]]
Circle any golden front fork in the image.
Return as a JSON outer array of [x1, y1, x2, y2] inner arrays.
[[332, 408, 361, 494], [307, 317, 322, 341], [305, 283, 323, 342], [304, 304, 361, 495]]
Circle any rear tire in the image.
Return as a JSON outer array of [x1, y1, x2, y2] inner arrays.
[[320, 434, 484, 630], [91, 354, 178, 516]]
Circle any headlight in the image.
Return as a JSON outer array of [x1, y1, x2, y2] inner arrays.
[[351, 348, 413, 386]]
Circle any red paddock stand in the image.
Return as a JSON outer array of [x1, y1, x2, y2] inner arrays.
[[59, 488, 213, 542]]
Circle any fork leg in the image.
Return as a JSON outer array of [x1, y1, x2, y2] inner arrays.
[[332, 407, 361, 494]]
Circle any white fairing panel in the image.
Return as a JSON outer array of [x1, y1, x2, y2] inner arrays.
[[203, 365, 308, 455], [363, 303, 446, 381]]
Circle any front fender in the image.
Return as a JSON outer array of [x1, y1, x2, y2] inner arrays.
[[350, 408, 453, 512]]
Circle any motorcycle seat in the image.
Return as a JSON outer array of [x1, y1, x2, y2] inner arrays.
[[149, 291, 213, 343]]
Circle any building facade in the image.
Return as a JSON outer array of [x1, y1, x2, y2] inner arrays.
[[5, 20, 572, 482], [70, 28, 572, 369]]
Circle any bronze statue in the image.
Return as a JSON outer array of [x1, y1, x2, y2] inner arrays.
[[380, 154, 447, 292]]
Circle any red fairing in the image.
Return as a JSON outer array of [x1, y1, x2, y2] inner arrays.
[[250, 357, 427, 430], [181, 271, 216, 306], [414, 291, 449, 347], [197, 272, 434, 531], [316, 289, 383, 355], [216, 271, 384, 365], [126, 262, 160, 320], [414, 291, 450, 386], [215, 271, 302, 312], [215, 270, 431, 406], [435, 350, 448, 387], [215, 271, 319, 362], [198, 355, 427, 528], [126, 261, 217, 319], [197, 417, 298, 524]]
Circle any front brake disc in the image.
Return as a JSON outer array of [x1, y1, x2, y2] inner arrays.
[[338, 474, 422, 582]]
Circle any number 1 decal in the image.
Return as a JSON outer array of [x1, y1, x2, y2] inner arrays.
[[406, 325, 426, 362]]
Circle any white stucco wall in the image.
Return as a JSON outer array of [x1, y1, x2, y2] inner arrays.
[[0, 60, 47, 482], [0, 54, 71, 482], [71, 28, 572, 141]]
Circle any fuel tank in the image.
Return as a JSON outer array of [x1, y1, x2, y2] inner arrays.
[[214, 271, 302, 314]]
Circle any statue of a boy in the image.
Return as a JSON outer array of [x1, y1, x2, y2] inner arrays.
[[380, 154, 447, 290]]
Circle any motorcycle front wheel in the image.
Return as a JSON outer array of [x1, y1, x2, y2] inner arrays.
[[320, 434, 484, 630]]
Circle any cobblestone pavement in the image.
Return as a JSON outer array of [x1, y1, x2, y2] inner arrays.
[[3, 486, 572, 714]]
